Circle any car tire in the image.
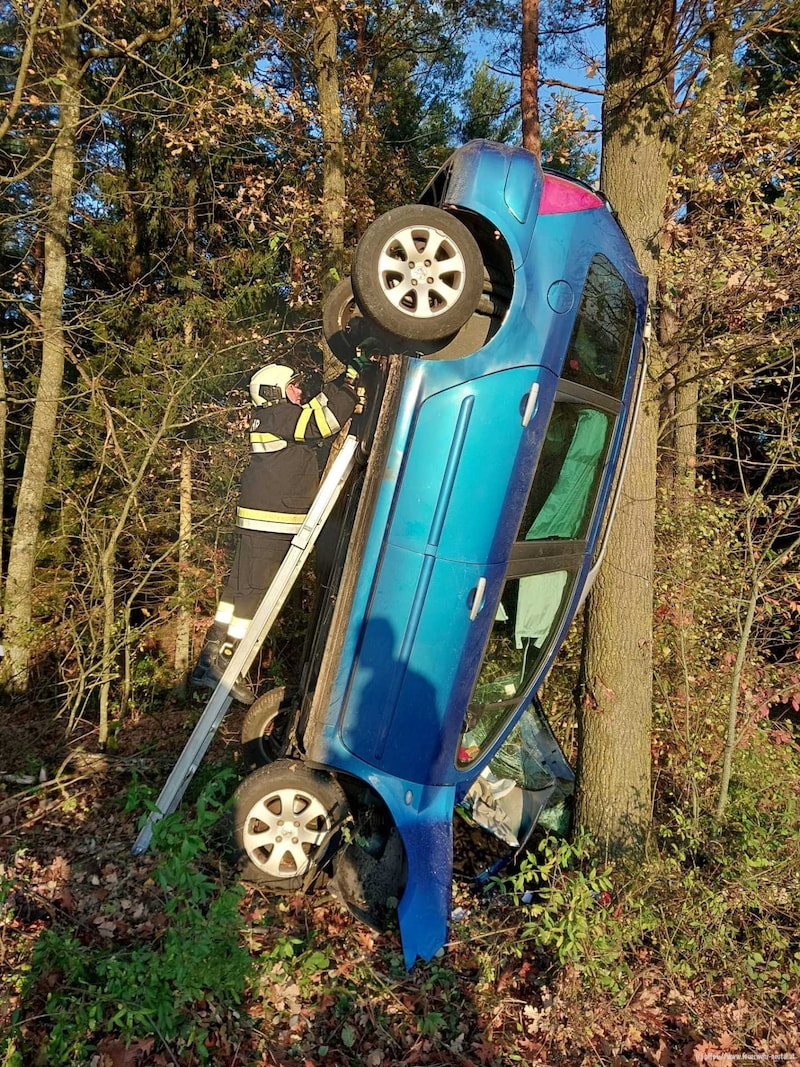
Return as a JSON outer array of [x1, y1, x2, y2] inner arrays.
[[322, 278, 367, 363], [232, 761, 349, 890], [351, 205, 484, 341], [240, 686, 293, 768]]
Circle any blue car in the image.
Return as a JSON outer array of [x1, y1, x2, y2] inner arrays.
[[231, 139, 648, 967]]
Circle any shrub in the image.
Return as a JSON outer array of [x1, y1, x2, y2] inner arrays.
[[10, 778, 252, 1065]]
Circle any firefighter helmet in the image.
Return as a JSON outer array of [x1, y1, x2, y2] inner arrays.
[[249, 364, 294, 407]]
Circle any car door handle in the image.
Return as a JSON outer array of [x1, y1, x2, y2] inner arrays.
[[468, 577, 487, 621], [521, 381, 540, 427]]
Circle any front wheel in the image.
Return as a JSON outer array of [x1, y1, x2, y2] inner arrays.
[[351, 205, 484, 341], [232, 761, 349, 891]]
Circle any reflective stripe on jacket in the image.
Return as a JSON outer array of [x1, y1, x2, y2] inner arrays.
[[236, 506, 305, 534]]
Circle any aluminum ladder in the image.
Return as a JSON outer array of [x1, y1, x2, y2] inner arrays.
[[132, 433, 360, 855]]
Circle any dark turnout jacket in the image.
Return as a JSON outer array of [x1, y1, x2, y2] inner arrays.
[[236, 378, 357, 535]]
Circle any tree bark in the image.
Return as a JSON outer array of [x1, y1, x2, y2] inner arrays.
[[2, 0, 80, 689], [351, 8, 375, 177], [672, 350, 700, 508], [172, 192, 197, 690], [575, 0, 675, 854], [520, 0, 541, 156], [98, 521, 116, 746], [313, 0, 346, 289], [0, 342, 7, 618], [174, 443, 193, 686]]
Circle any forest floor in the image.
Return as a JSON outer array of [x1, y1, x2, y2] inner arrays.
[[1, 691, 799, 1067]]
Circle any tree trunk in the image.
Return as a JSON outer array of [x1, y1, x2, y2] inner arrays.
[[313, 0, 346, 289], [660, 3, 735, 766], [574, 0, 675, 854], [672, 350, 700, 508], [716, 578, 756, 819], [2, 0, 80, 690], [172, 196, 197, 691], [669, 1, 733, 510], [0, 341, 7, 617], [351, 8, 375, 178], [98, 523, 116, 747], [173, 443, 193, 687], [520, 0, 541, 156]]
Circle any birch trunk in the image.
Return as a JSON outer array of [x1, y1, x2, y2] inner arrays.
[[173, 443, 193, 687], [0, 345, 7, 624], [2, 0, 80, 689]]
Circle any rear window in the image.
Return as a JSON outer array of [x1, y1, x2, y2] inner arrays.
[[560, 255, 636, 399]]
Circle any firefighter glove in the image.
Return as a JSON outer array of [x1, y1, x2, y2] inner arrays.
[[346, 338, 380, 382]]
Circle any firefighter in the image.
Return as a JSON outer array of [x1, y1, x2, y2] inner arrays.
[[190, 345, 365, 704]]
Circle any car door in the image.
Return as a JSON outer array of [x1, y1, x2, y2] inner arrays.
[[338, 363, 560, 783]]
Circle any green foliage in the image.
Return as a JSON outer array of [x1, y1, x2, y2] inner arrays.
[[14, 781, 252, 1065], [490, 728, 800, 1007], [498, 833, 630, 991], [458, 60, 520, 143], [646, 738, 800, 998], [652, 464, 800, 823]]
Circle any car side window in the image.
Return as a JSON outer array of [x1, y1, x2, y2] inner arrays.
[[517, 404, 611, 542], [457, 402, 610, 767], [457, 256, 637, 769]]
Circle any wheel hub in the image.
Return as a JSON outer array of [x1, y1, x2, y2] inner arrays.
[[409, 262, 432, 285], [242, 787, 332, 879]]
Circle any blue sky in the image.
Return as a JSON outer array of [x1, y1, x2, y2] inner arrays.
[[469, 21, 605, 131]]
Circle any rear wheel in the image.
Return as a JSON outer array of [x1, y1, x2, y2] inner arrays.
[[240, 686, 293, 768], [322, 278, 367, 362], [351, 205, 484, 341], [232, 761, 349, 890]]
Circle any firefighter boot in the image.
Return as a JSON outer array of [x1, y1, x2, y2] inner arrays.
[[212, 640, 256, 705], [190, 622, 226, 682], [190, 627, 255, 705]]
